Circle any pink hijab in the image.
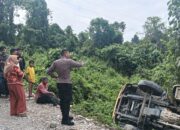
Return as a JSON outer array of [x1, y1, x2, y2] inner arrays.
[[4, 55, 19, 76]]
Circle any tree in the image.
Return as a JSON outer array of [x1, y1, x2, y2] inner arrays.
[[168, 0, 180, 38], [110, 21, 126, 33], [89, 18, 114, 48], [89, 18, 124, 48], [131, 34, 140, 44], [0, 0, 5, 23], [0, 0, 16, 44], [64, 26, 78, 51], [168, 0, 180, 56], [23, 0, 49, 47], [110, 22, 125, 44], [49, 23, 64, 36], [25, 0, 49, 30], [143, 17, 165, 44], [48, 23, 66, 48], [78, 31, 89, 45]]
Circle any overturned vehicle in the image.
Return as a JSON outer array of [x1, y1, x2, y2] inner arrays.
[[112, 80, 180, 130]]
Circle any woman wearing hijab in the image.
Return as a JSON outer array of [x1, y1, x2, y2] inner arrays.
[[4, 55, 27, 117]]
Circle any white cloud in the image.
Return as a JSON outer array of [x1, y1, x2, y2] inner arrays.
[[46, 0, 169, 41]]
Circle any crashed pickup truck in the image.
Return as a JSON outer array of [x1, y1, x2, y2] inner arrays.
[[112, 80, 180, 130]]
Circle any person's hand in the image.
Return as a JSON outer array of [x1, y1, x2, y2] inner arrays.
[[49, 92, 55, 96], [80, 61, 86, 66], [18, 58, 22, 61], [51, 74, 58, 79]]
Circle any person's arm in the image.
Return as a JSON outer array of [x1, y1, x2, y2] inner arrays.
[[14, 66, 24, 78], [47, 61, 58, 78], [70, 59, 84, 68], [38, 84, 50, 94]]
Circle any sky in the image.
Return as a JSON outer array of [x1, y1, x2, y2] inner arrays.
[[15, 0, 169, 41]]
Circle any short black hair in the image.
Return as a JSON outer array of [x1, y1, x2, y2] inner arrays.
[[10, 48, 17, 54], [40, 77, 48, 82], [29, 60, 34, 64], [61, 49, 68, 56], [16, 48, 22, 51]]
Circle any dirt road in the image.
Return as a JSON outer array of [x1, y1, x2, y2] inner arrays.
[[0, 98, 110, 130]]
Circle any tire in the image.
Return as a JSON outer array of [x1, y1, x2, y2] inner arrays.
[[138, 80, 164, 96]]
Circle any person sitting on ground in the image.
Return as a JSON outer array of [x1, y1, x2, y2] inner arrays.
[[26, 60, 36, 98], [35, 77, 59, 106]]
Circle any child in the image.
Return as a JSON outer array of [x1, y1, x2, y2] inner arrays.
[[26, 60, 35, 98], [35, 77, 59, 106]]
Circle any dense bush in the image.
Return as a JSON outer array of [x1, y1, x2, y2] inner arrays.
[[27, 49, 128, 125], [22, 42, 178, 126]]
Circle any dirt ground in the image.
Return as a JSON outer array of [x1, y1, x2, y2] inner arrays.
[[0, 98, 111, 130]]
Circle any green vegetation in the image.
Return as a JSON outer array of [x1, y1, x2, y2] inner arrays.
[[0, 0, 180, 127]]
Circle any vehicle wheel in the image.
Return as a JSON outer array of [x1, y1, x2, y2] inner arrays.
[[138, 80, 164, 96], [123, 124, 139, 130]]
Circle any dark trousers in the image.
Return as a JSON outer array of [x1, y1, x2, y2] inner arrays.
[[36, 94, 59, 106], [57, 83, 72, 121], [0, 77, 9, 96]]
